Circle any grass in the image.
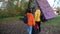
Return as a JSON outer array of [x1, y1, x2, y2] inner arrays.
[[0, 15, 60, 24], [44, 15, 60, 25], [43, 15, 60, 30], [0, 15, 60, 30], [0, 16, 23, 21], [0, 15, 60, 26], [0, 15, 60, 23]]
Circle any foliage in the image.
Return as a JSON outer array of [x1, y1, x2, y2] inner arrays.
[[55, 7, 60, 15], [0, 0, 29, 18]]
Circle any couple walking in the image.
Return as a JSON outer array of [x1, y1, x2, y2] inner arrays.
[[24, 7, 41, 34]]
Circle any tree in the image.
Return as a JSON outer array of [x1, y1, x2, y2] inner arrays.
[[55, 7, 60, 15]]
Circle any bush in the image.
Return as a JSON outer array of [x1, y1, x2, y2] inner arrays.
[[0, 9, 21, 18], [0, 0, 29, 18]]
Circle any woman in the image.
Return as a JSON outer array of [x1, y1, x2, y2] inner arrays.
[[32, 8, 41, 34], [35, 8, 41, 32]]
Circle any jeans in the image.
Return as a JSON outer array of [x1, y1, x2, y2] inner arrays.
[[26, 25, 32, 34]]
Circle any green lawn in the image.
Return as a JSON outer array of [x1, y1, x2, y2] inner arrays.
[[0, 15, 60, 24], [44, 15, 60, 25], [0, 16, 23, 21], [0, 15, 60, 31], [0, 15, 60, 26], [43, 15, 60, 30]]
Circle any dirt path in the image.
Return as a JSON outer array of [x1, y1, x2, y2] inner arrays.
[[0, 18, 60, 34]]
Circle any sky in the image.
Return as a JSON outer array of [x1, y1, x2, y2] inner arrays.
[[47, 0, 54, 7], [0, 2, 2, 7], [0, 0, 60, 8], [47, 0, 60, 7]]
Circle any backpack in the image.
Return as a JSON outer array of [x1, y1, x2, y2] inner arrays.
[[24, 15, 28, 24]]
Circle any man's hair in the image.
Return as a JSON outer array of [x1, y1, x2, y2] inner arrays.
[[26, 9, 32, 13]]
